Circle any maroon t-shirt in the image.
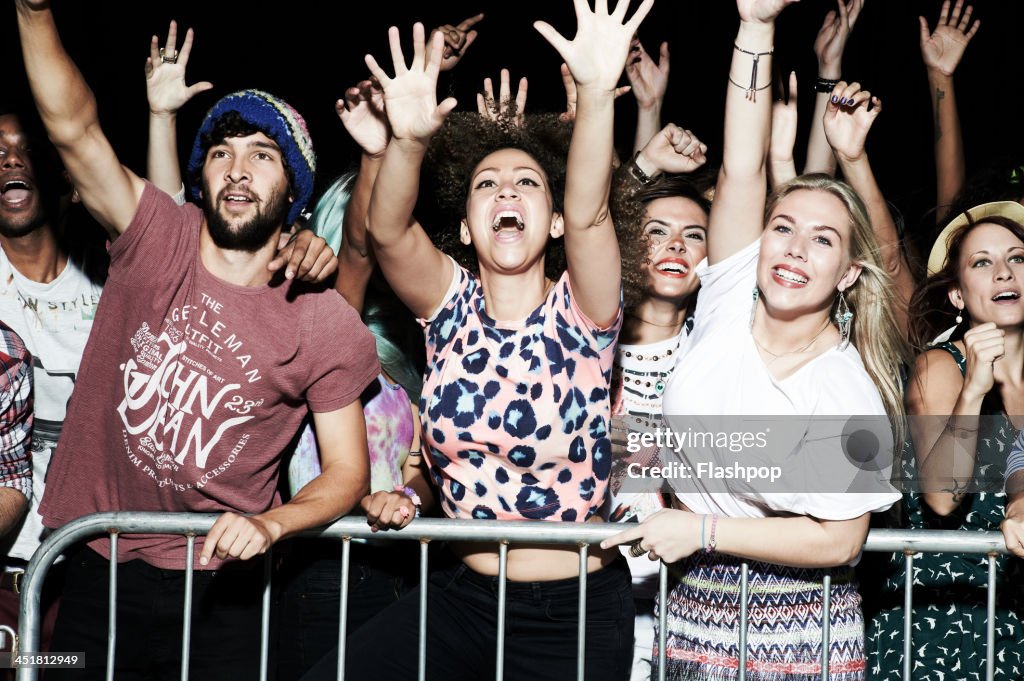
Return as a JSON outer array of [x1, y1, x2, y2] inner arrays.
[[39, 183, 379, 568]]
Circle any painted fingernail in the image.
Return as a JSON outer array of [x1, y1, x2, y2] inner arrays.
[[831, 95, 839, 103], [840, 97, 848, 105]]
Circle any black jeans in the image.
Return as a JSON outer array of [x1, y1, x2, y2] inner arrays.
[[47, 547, 264, 681], [300, 557, 635, 681], [274, 539, 419, 681]]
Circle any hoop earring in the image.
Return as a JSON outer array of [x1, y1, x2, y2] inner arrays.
[[749, 286, 760, 330], [835, 290, 853, 351]]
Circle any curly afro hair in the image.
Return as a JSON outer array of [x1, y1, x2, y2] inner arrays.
[[421, 108, 572, 281]]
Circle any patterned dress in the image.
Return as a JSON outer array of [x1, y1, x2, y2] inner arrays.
[[865, 342, 1024, 681]]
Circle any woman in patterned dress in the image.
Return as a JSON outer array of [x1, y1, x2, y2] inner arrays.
[[603, 0, 909, 678], [866, 202, 1024, 680]]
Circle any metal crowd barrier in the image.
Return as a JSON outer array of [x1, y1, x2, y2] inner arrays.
[[14, 513, 1012, 681]]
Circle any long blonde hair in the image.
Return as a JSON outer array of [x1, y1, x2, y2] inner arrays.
[[765, 174, 911, 444]]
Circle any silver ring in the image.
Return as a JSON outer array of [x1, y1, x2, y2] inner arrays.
[[628, 541, 646, 558], [159, 48, 178, 64]]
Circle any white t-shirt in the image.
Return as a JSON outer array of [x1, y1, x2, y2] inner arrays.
[[0, 246, 101, 561], [662, 239, 900, 521]]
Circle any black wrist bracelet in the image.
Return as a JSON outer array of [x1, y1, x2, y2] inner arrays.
[[814, 77, 840, 93]]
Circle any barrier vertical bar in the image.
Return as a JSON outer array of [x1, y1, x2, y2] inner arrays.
[[738, 562, 748, 681], [820, 571, 831, 681], [418, 540, 428, 681], [106, 532, 118, 681], [577, 544, 588, 681], [495, 542, 508, 681], [180, 535, 195, 681], [259, 551, 272, 681], [903, 552, 913, 681], [986, 556, 997, 681], [337, 538, 351, 681], [658, 561, 668, 681]]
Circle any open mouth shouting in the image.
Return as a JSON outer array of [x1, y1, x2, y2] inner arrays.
[[0, 177, 33, 210], [491, 208, 525, 243], [771, 265, 810, 288]]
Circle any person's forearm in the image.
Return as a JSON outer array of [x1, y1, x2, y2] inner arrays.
[[365, 139, 427, 249], [16, 3, 99, 148], [0, 489, 28, 539], [804, 91, 837, 175], [712, 514, 868, 568], [918, 393, 985, 516], [768, 157, 797, 190], [336, 153, 383, 311], [632, 103, 662, 155], [254, 459, 368, 542], [927, 70, 965, 222], [564, 86, 615, 231], [147, 112, 183, 197], [721, 22, 774, 182]]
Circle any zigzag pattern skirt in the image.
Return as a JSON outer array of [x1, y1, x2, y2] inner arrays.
[[654, 552, 865, 681]]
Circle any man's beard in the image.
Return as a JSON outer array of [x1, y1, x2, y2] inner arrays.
[[0, 206, 47, 240], [202, 182, 290, 253]]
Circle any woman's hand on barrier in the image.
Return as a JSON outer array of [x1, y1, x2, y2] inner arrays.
[[361, 490, 417, 531], [600, 508, 702, 563], [200, 513, 282, 565]]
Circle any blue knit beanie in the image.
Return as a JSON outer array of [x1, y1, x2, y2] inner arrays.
[[188, 89, 315, 225]]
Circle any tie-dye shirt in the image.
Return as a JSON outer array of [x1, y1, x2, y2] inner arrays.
[[420, 263, 621, 522]]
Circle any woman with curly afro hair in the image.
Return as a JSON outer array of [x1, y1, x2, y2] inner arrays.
[[301, 2, 655, 681]]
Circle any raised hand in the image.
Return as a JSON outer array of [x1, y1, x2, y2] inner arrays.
[[477, 69, 528, 127], [559, 63, 630, 123], [813, 0, 864, 79], [961, 322, 1004, 400], [338, 78, 390, 158], [365, 24, 458, 145], [737, 0, 801, 25], [428, 12, 484, 72], [535, 0, 655, 94], [822, 81, 880, 163], [920, 0, 980, 77], [625, 38, 669, 110], [637, 123, 707, 175], [145, 20, 213, 118]]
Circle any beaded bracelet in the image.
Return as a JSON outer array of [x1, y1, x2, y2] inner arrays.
[[705, 514, 718, 554], [394, 485, 422, 518]]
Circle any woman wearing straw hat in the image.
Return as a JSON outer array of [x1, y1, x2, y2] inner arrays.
[[866, 200, 1024, 680]]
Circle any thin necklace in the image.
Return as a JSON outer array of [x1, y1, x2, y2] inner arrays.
[[626, 312, 685, 329], [751, 318, 831, 365]]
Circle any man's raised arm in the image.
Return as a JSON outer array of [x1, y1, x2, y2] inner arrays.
[[16, 0, 145, 237]]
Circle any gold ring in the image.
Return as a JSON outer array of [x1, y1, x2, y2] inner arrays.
[[159, 48, 178, 64], [629, 541, 646, 558]]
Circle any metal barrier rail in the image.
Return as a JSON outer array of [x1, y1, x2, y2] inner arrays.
[[15, 514, 1011, 681]]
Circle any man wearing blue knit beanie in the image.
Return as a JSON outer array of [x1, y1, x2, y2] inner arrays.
[[16, 2, 380, 679]]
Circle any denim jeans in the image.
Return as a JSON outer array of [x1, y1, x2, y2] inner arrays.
[[300, 556, 635, 681], [47, 547, 264, 681], [274, 539, 419, 681]]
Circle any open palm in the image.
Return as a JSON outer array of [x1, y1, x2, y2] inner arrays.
[[920, 0, 980, 77]]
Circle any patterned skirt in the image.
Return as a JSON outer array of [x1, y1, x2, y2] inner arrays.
[[655, 552, 866, 681]]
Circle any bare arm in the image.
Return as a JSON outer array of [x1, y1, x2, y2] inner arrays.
[[908, 326, 1003, 517], [1003, 469, 1024, 558], [824, 83, 912, 336], [920, 0, 979, 223], [805, 0, 864, 176], [708, 0, 798, 265], [336, 78, 391, 312], [363, 25, 457, 320], [145, 21, 212, 198], [200, 401, 370, 564], [625, 39, 670, 153], [603, 508, 870, 568], [16, 0, 145, 236], [0, 348, 32, 538], [768, 70, 799, 190], [535, 0, 654, 327]]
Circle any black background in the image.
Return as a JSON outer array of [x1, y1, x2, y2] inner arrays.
[[1, 0, 1020, 250]]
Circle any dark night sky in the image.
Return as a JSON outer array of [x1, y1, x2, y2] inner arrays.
[[2, 0, 1021, 251]]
